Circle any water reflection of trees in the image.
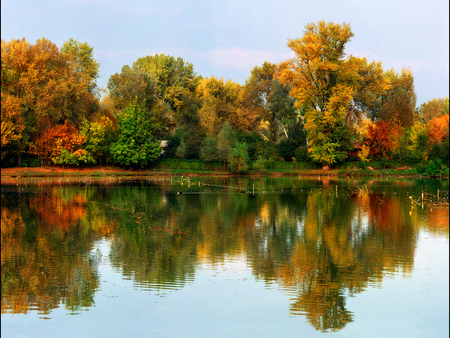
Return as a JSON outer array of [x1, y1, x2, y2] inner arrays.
[[1, 186, 102, 315], [1, 178, 447, 329]]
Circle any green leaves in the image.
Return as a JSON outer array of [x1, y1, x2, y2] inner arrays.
[[110, 103, 161, 167]]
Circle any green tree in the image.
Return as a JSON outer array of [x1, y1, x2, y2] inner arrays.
[[199, 136, 218, 169], [217, 122, 235, 170], [228, 141, 250, 173], [134, 54, 199, 123], [245, 62, 296, 143], [110, 103, 161, 168]]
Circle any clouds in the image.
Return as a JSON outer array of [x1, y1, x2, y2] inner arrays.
[[195, 47, 294, 72]]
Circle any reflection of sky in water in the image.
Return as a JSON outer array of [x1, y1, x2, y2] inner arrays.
[[2, 230, 447, 338]]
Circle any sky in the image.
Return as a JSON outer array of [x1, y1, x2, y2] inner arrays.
[[1, 0, 448, 106]]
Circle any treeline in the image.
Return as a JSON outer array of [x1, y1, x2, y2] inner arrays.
[[1, 21, 449, 172]]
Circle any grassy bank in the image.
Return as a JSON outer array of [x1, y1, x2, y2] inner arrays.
[[1, 158, 448, 179]]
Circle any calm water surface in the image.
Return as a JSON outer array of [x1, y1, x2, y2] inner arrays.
[[1, 176, 448, 337]]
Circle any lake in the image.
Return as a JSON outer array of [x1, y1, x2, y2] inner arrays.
[[1, 176, 448, 337]]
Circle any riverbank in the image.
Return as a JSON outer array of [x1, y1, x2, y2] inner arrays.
[[1, 165, 440, 180]]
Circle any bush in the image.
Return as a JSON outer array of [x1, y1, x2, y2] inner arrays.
[[417, 158, 447, 176], [253, 155, 267, 172]]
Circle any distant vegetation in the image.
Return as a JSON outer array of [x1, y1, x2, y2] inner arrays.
[[1, 21, 448, 175]]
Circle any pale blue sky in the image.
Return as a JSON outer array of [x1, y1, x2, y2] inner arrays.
[[2, 0, 448, 105]]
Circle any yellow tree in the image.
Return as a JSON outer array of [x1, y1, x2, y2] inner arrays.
[[276, 21, 355, 169], [196, 77, 249, 136], [277, 21, 393, 169]]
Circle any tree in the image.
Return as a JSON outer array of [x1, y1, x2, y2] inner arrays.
[[228, 142, 250, 173], [79, 116, 116, 166], [1, 38, 100, 165], [376, 68, 416, 128], [343, 56, 391, 124], [196, 77, 251, 136], [409, 121, 429, 162], [199, 136, 218, 170], [110, 103, 161, 168], [276, 21, 356, 169], [28, 121, 93, 167], [107, 65, 157, 113], [217, 122, 235, 170], [245, 62, 296, 143], [417, 97, 448, 123], [133, 54, 199, 125], [365, 121, 393, 160]]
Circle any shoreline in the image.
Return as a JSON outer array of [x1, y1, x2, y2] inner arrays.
[[1, 165, 443, 181]]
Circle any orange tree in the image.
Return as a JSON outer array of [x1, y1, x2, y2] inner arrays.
[[364, 121, 393, 160]]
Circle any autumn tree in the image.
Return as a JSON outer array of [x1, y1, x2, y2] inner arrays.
[[196, 77, 253, 136], [364, 121, 393, 160], [134, 54, 199, 132], [28, 121, 92, 166], [343, 56, 390, 124], [418, 97, 449, 123], [1, 38, 100, 165], [276, 22, 358, 169], [376, 68, 416, 128]]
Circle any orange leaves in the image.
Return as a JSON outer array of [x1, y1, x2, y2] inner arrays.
[[427, 114, 449, 144], [28, 121, 86, 165], [365, 121, 393, 160]]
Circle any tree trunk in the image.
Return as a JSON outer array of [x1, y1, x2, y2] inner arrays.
[[17, 151, 22, 167], [322, 164, 330, 171]]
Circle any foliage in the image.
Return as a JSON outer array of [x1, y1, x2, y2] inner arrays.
[[79, 116, 115, 166], [199, 136, 218, 169], [253, 155, 267, 171], [427, 114, 449, 144], [416, 158, 447, 176], [28, 121, 87, 166], [418, 97, 449, 123], [228, 142, 250, 173], [276, 21, 362, 168], [1, 38, 100, 164], [245, 62, 296, 143], [408, 121, 429, 162], [175, 139, 187, 160], [217, 122, 236, 169], [277, 138, 299, 161], [357, 144, 370, 162], [110, 103, 161, 168], [365, 121, 393, 160], [376, 68, 416, 128], [196, 76, 255, 136]]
